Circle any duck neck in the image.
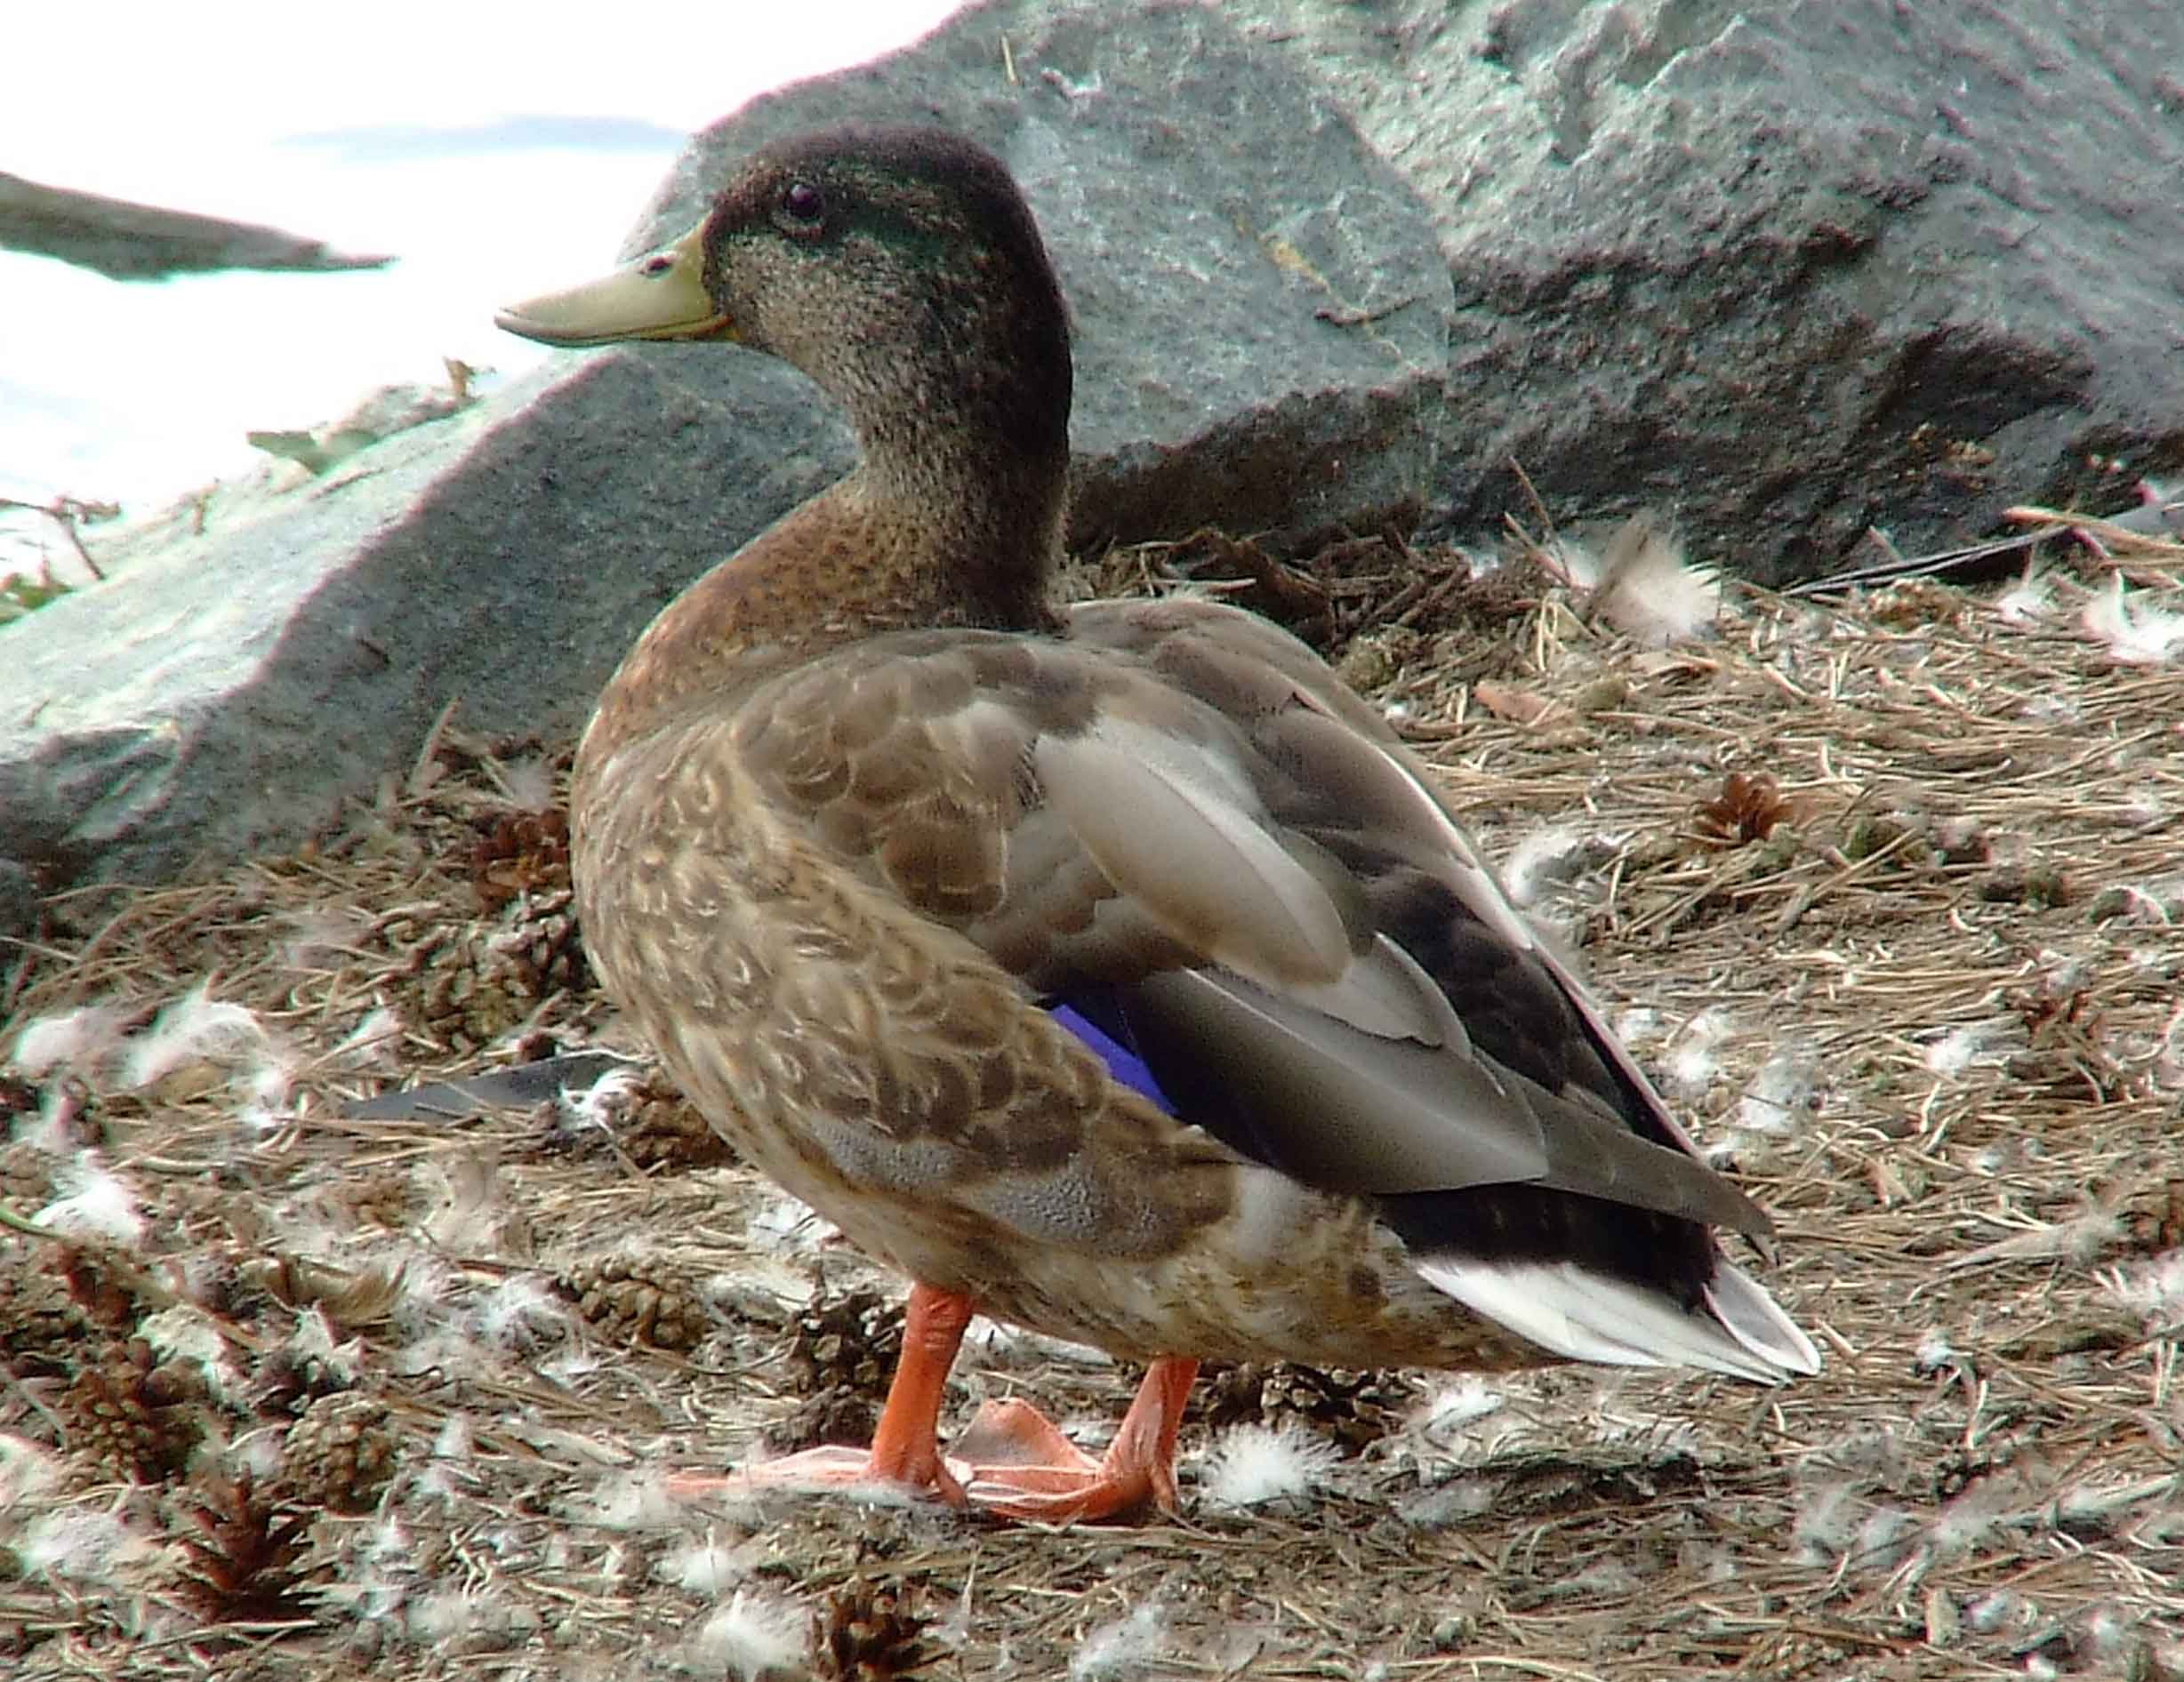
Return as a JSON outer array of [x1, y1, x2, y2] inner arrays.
[[844, 426, 1071, 632], [576, 429, 1069, 782]]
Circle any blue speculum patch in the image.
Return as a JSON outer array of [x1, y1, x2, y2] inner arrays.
[[1048, 1000, 1175, 1114]]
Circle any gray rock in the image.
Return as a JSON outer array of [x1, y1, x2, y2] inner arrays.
[[0, 858, 36, 944], [0, 351, 855, 904], [0, 169, 391, 280], [1235, 0, 2184, 582], [0, 0, 1447, 897]]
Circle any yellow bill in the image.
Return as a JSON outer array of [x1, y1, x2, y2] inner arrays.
[[494, 221, 731, 348]]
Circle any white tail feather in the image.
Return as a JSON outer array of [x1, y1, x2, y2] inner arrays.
[[1703, 1259, 1823, 1375], [1415, 1257, 1819, 1384]]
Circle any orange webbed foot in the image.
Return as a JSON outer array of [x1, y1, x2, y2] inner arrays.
[[948, 1358, 1199, 1524], [670, 1279, 976, 1505], [666, 1444, 969, 1506], [667, 1283, 1199, 1526]]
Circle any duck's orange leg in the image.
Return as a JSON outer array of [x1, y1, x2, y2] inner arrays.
[[668, 1279, 974, 1505], [671, 1282, 1198, 1525], [951, 1355, 1200, 1523]]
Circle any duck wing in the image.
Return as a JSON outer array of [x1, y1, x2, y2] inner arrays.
[[1067, 597, 1818, 1379], [729, 610, 1815, 1377], [1070, 597, 1717, 1158]]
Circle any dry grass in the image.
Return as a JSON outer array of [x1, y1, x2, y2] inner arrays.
[[2, 533, 2180, 1681]]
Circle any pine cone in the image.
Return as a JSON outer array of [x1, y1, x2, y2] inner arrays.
[[1263, 1363, 1417, 1453], [786, 1290, 903, 1400], [419, 934, 527, 1052], [1193, 1361, 1265, 1430], [485, 888, 590, 997], [278, 1392, 396, 1513], [170, 1474, 312, 1622], [556, 1255, 707, 1351], [66, 1340, 197, 1482], [1693, 771, 1796, 848], [815, 1579, 935, 1680], [1194, 1361, 1416, 1455], [623, 1085, 736, 1170], [762, 1385, 879, 1456], [54, 1240, 148, 1331], [419, 892, 590, 1053], [0, 1239, 87, 1367], [470, 806, 572, 914]]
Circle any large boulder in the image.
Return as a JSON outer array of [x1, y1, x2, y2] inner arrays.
[[0, 352, 854, 901], [1241, 0, 2184, 581]]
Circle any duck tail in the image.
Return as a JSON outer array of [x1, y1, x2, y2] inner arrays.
[[1701, 1256, 1824, 1376], [1413, 1253, 1821, 1384]]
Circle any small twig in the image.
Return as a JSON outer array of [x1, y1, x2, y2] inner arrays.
[[1166, 527, 1333, 638], [1391, 561, 1481, 632], [0, 1199, 54, 1237], [406, 694, 463, 798], [49, 498, 107, 578], [1778, 526, 2044, 597], [2003, 501, 2184, 562], [1502, 459, 1586, 601], [0, 493, 108, 580], [1789, 496, 2184, 599], [1506, 457, 1562, 559], [1313, 294, 1418, 328]]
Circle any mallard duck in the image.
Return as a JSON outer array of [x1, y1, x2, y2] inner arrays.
[[495, 124, 1819, 1523]]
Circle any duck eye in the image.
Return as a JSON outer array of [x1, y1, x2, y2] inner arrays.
[[780, 181, 826, 228]]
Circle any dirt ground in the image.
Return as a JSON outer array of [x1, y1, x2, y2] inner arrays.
[[3, 522, 2181, 1680]]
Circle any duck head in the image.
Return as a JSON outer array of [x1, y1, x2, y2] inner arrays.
[[497, 124, 1074, 498]]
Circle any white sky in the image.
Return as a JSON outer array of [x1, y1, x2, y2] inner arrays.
[[0, 1, 965, 573], [4, 3, 964, 225]]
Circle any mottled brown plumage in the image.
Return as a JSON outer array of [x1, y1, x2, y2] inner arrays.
[[495, 124, 1816, 1522]]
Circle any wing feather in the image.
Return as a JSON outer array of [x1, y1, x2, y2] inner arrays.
[[1033, 721, 1353, 990], [735, 617, 1772, 1242]]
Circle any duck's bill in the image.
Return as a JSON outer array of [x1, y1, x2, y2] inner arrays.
[[494, 221, 732, 348]]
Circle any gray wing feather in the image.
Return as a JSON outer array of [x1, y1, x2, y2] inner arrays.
[[1124, 964, 1770, 1237]]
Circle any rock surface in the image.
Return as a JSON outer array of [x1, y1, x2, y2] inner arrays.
[[0, 171, 391, 280], [1238, 0, 2184, 581], [4, 0, 2180, 913], [0, 350, 855, 901]]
